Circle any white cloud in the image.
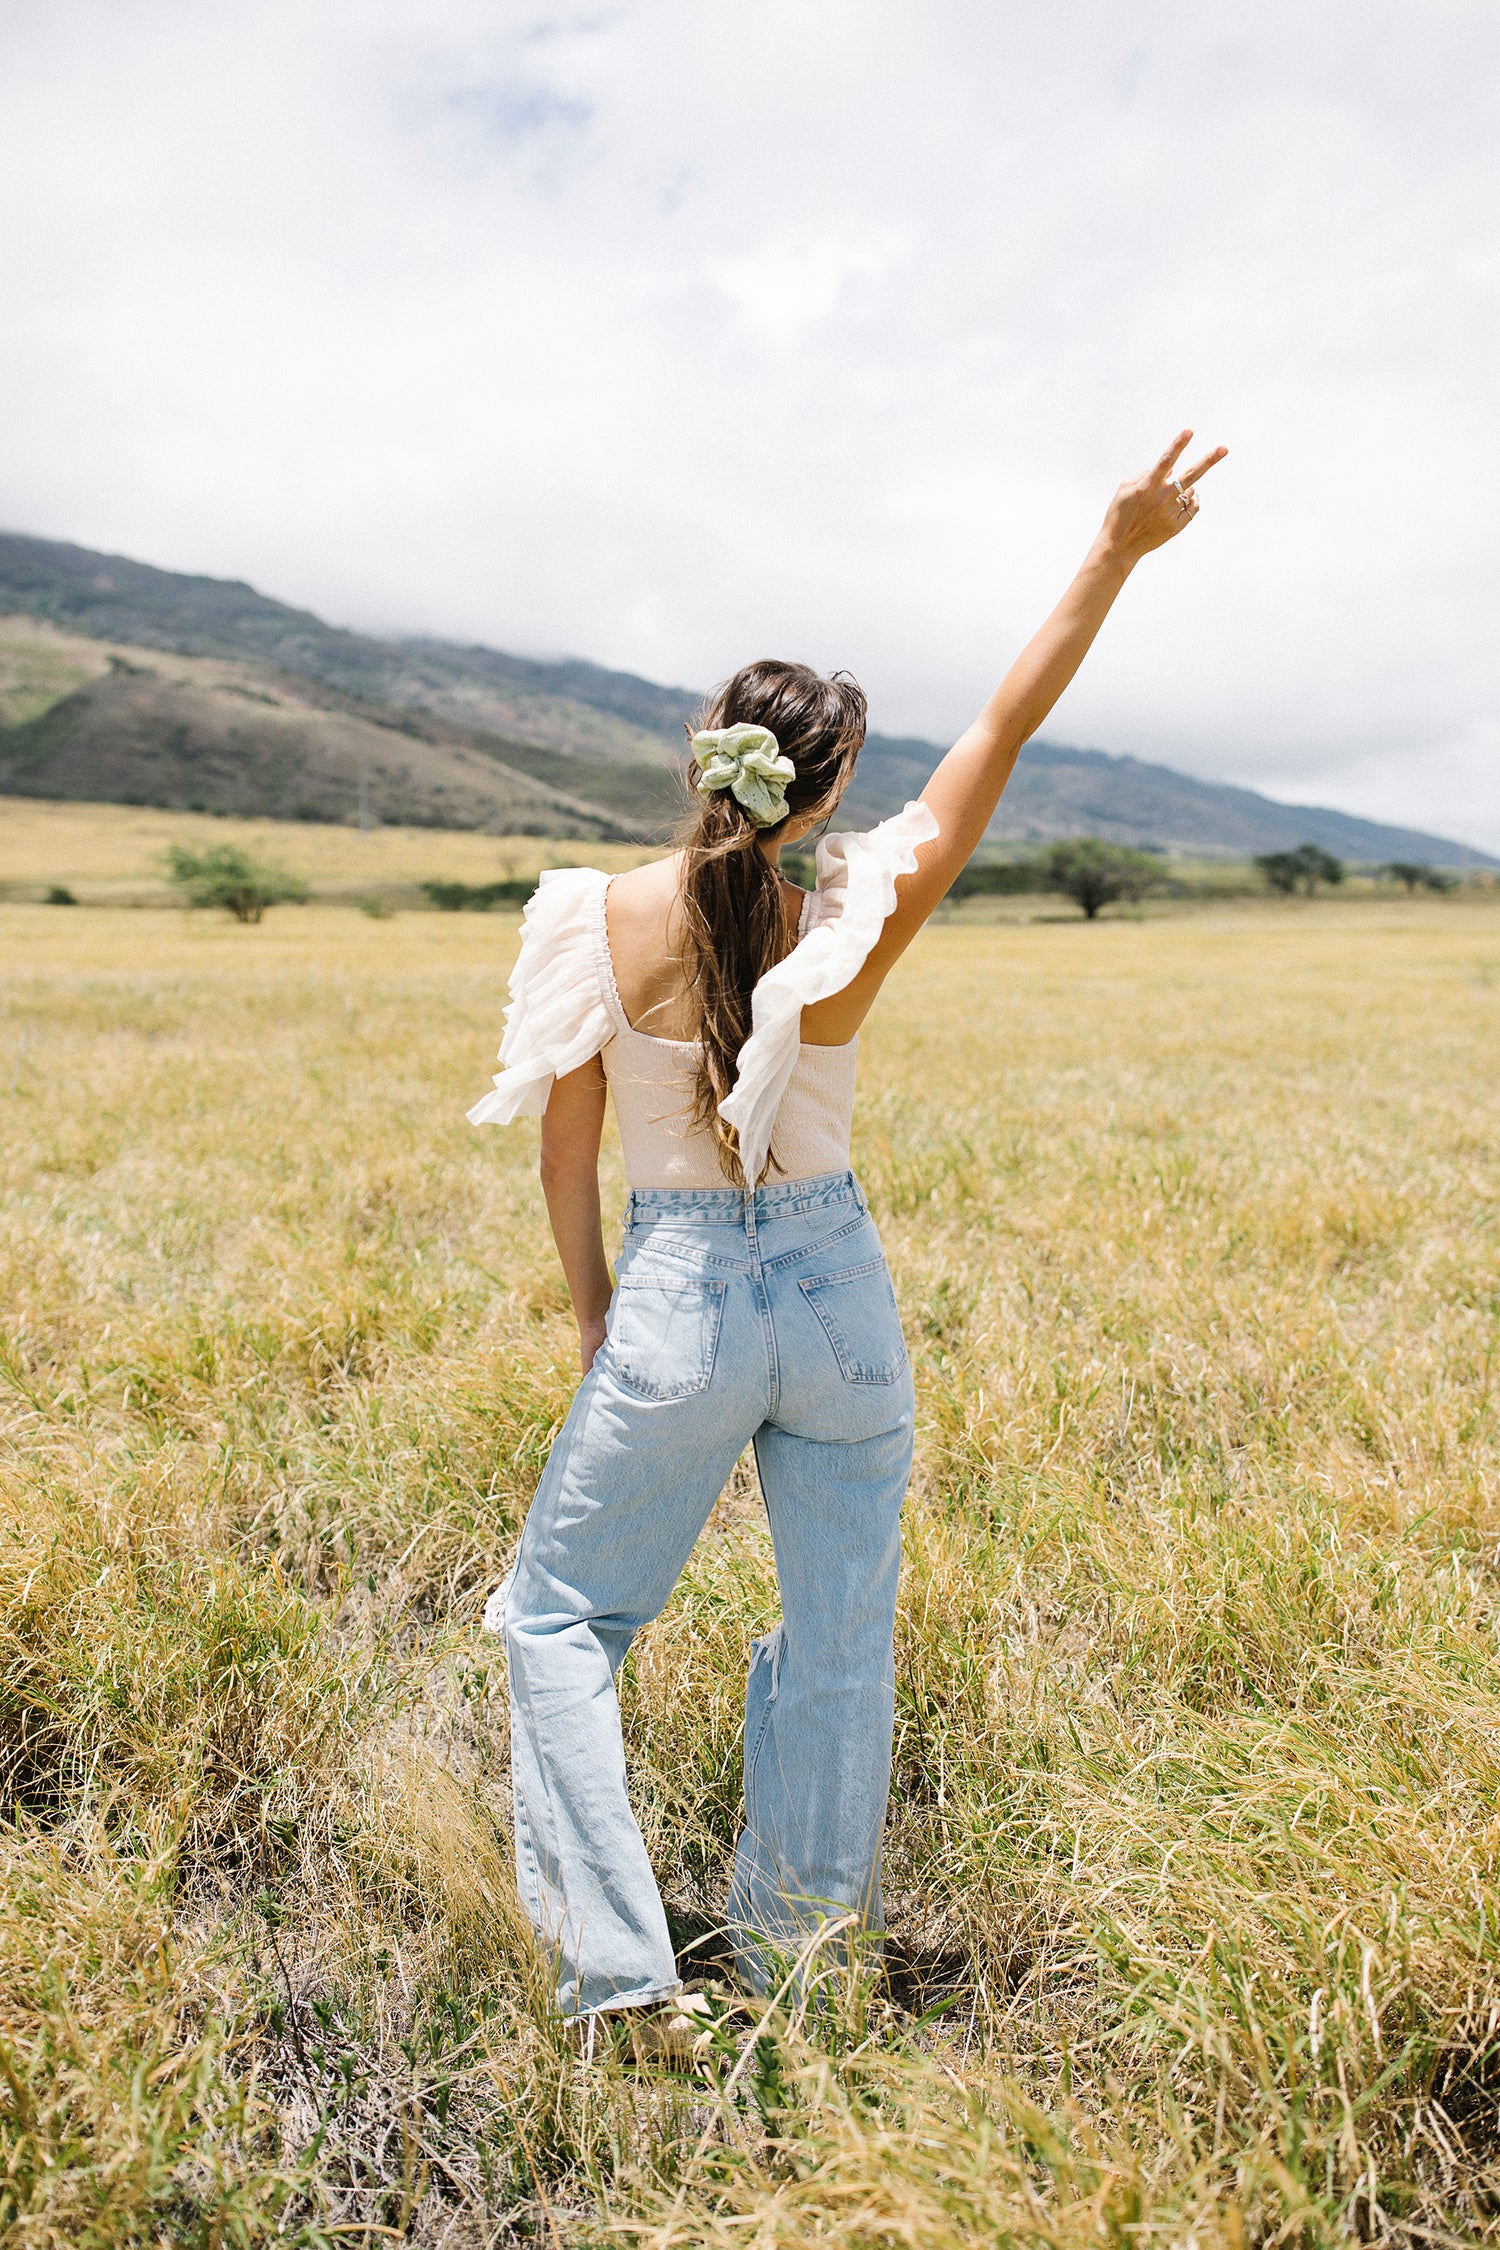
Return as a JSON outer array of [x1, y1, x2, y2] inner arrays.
[[713, 235, 911, 342], [0, 0, 1495, 844]]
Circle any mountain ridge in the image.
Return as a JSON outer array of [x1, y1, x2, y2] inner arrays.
[[0, 620, 679, 839], [0, 529, 1491, 867]]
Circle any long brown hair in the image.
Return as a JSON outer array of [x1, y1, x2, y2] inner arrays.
[[679, 658, 867, 1184]]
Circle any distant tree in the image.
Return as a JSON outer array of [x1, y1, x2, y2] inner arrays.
[[1042, 838, 1161, 920], [1254, 843, 1345, 896], [1382, 861, 1456, 894], [44, 885, 77, 905], [421, 877, 535, 912], [166, 843, 306, 923], [1254, 852, 1300, 894], [945, 856, 1046, 901]]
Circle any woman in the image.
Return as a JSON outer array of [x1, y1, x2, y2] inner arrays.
[[469, 429, 1226, 2026]]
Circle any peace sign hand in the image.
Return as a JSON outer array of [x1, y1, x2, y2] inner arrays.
[[1099, 429, 1228, 566]]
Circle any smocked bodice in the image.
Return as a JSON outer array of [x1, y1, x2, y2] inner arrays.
[[467, 800, 939, 1188]]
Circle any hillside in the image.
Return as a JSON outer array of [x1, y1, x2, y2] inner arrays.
[[0, 531, 678, 770], [0, 617, 680, 839], [850, 729, 1497, 866], [1, 530, 1492, 866]]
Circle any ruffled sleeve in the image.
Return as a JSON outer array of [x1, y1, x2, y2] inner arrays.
[[466, 868, 614, 1125], [718, 799, 940, 1185]]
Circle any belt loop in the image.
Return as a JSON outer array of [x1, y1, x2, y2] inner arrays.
[[743, 1184, 758, 1263]]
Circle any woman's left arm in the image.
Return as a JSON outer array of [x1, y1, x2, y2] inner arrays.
[[908, 429, 1228, 909], [539, 1056, 614, 1372], [804, 430, 1226, 1041]]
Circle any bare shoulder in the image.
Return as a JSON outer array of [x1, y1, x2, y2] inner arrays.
[[607, 852, 682, 940], [608, 851, 680, 901]]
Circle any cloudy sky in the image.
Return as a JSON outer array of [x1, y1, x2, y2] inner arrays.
[[2, 1, 1495, 843]]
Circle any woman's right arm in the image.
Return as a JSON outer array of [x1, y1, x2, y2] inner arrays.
[[539, 1056, 614, 1372]]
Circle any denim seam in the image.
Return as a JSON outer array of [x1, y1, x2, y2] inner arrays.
[[509, 1737, 547, 1933], [742, 1706, 775, 1800], [618, 1239, 749, 1277], [741, 1617, 784, 1804], [615, 1275, 728, 1294], [754, 1184, 863, 1219], [800, 1254, 890, 1288], [759, 1211, 872, 1275], [758, 1276, 780, 1422], [623, 1169, 860, 1221]]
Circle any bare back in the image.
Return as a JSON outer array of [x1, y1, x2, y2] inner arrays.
[[605, 851, 817, 1044]]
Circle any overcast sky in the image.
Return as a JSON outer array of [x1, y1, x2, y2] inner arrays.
[[2, 1, 1495, 843]]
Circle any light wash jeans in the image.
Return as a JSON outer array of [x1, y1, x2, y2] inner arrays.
[[487, 1169, 915, 2017]]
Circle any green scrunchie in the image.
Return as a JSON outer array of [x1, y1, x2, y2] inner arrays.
[[692, 723, 797, 828]]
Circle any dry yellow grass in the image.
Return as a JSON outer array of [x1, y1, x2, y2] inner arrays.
[[4, 864, 1500, 2246], [0, 794, 656, 905]]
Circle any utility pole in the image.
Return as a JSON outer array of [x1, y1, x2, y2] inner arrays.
[[358, 758, 371, 834]]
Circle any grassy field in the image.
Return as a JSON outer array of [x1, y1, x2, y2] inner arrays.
[[4, 861, 1500, 2246], [0, 797, 658, 908], [6, 797, 1493, 923]]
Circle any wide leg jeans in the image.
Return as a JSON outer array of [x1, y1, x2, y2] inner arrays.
[[488, 1170, 915, 2017]]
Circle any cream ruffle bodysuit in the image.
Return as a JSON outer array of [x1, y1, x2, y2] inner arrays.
[[467, 800, 939, 1188]]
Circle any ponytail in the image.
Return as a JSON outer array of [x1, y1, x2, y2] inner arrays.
[[679, 659, 866, 1184]]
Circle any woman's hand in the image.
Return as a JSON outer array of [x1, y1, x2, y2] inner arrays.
[[578, 1314, 608, 1375], [1095, 428, 1228, 569]]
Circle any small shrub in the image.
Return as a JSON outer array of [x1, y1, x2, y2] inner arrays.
[[44, 886, 77, 906], [421, 878, 535, 912], [165, 845, 307, 924], [1383, 860, 1457, 894], [358, 898, 394, 920], [946, 857, 1045, 901]]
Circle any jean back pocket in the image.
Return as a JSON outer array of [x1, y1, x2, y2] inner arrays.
[[799, 1257, 907, 1386], [607, 1276, 726, 1401]]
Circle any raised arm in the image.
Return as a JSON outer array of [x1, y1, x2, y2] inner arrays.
[[911, 429, 1225, 900], [803, 429, 1226, 1037]]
